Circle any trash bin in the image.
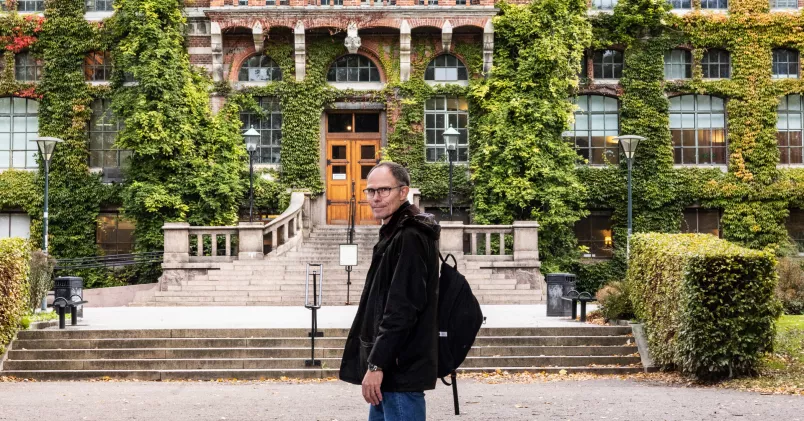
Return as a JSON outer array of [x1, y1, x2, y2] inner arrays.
[[545, 273, 576, 317], [54, 276, 83, 318]]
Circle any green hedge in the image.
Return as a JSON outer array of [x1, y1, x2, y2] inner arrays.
[[627, 233, 782, 380], [0, 238, 31, 353]]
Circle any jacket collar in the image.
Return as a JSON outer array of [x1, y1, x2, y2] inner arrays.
[[380, 201, 412, 239]]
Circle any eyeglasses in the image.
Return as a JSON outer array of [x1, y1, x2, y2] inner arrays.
[[363, 185, 405, 199]]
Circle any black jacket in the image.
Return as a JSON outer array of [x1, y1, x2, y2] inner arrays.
[[339, 201, 441, 392]]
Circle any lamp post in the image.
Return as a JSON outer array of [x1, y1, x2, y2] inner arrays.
[[243, 126, 260, 222], [614, 135, 645, 261], [31, 137, 63, 254], [443, 124, 460, 221]]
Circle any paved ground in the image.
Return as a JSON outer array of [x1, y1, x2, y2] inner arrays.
[[66, 305, 596, 330], [0, 377, 801, 420]]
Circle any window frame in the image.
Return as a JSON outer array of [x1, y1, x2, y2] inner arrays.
[[575, 210, 614, 259], [326, 54, 381, 83], [89, 98, 130, 168], [14, 52, 42, 83], [0, 212, 31, 239], [238, 55, 282, 83], [592, 0, 618, 9], [667, 0, 692, 8], [16, 0, 44, 12], [424, 54, 469, 83], [787, 208, 804, 254], [96, 212, 135, 256], [772, 48, 800, 79], [592, 49, 624, 80], [669, 94, 728, 165], [84, 51, 113, 82], [0, 97, 39, 170], [681, 207, 722, 237], [701, 49, 731, 79], [85, 0, 114, 12], [776, 94, 804, 165], [239, 97, 282, 165], [771, 0, 798, 8], [424, 95, 469, 163], [664, 49, 692, 80], [700, 0, 728, 8], [564, 95, 621, 165]]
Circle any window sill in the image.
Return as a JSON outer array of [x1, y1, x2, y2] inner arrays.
[[425, 161, 469, 165], [702, 78, 730, 81], [234, 81, 279, 89], [84, 11, 114, 21], [593, 79, 620, 85], [772, 76, 800, 80], [87, 81, 111, 86], [328, 82, 385, 91], [777, 164, 804, 168], [425, 80, 469, 87], [673, 164, 727, 172], [587, 9, 614, 16], [254, 163, 281, 172], [0, 167, 37, 173], [665, 78, 691, 82]]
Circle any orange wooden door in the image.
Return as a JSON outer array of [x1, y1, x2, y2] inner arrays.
[[326, 140, 352, 225], [353, 140, 380, 225]]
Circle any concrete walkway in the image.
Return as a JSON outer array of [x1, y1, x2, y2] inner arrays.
[[57, 305, 597, 330]]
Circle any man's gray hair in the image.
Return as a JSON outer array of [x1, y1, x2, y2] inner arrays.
[[369, 161, 410, 186]]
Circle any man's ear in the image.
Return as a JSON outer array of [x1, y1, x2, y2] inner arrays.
[[400, 185, 410, 200]]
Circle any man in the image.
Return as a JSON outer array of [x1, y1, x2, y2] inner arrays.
[[339, 162, 440, 421]]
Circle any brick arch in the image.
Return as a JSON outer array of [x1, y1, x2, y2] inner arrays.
[[328, 49, 388, 83], [217, 18, 264, 32], [229, 49, 287, 82]]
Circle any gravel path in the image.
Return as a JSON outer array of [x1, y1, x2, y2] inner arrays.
[[0, 377, 801, 420]]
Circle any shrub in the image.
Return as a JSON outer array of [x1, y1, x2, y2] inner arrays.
[[628, 233, 782, 380], [27, 250, 56, 312], [596, 281, 635, 321], [0, 238, 31, 351], [776, 258, 804, 315]]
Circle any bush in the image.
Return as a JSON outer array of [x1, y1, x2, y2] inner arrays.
[[27, 250, 55, 312], [596, 281, 635, 321], [776, 258, 804, 315], [0, 238, 31, 351], [628, 233, 782, 380]]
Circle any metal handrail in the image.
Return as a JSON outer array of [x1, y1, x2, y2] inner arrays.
[[55, 252, 163, 270]]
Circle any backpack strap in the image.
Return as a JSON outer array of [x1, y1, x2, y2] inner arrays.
[[438, 252, 457, 268]]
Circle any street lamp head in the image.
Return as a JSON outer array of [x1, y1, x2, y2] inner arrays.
[[31, 137, 64, 162], [243, 126, 260, 153], [615, 135, 645, 160], [443, 125, 460, 153]]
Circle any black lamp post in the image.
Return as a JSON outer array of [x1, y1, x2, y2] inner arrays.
[[443, 124, 460, 221], [32, 137, 63, 254], [615, 135, 644, 260], [243, 126, 260, 222]]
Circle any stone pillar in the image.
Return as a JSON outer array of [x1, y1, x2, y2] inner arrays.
[[513, 221, 539, 262], [253, 21, 265, 53], [439, 221, 464, 256], [211, 21, 224, 82], [238, 222, 265, 260], [441, 20, 453, 53], [482, 20, 494, 77], [294, 21, 306, 81], [163, 222, 190, 263], [399, 20, 411, 82]]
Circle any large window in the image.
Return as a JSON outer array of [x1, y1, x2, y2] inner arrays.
[[425, 55, 468, 82], [0, 213, 30, 239], [776, 94, 804, 164], [424, 96, 468, 162], [681, 208, 721, 237], [669, 95, 727, 165], [773, 49, 799, 79], [16, 0, 44, 11], [772, 0, 798, 8], [593, 50, 624, 79], [701, 0, 727, 7], [575, 210, 614, 259], [89, 99, 130, 168], [84, 51, 112, 82], [564, 95, 620, 165], [238, 55, 282, 82], [14, 52, 42, 82], [0, 97, 39, 169], [96, 213, 135, 255], [702, 49, 731, 79], [668, 0, 692, 7], [592, 0, 617, 9], [664, 49, 692, 79], [86, 0, 114, 11], [788, 209, 804, 253], [327, 55, 380, 83], [239, 97, 282, 164]]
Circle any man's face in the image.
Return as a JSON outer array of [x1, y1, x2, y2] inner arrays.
[[366, 167, 409, 221]]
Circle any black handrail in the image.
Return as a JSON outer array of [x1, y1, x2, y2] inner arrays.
[[347, 180, 356, 244], [55, 252, 164, 271]]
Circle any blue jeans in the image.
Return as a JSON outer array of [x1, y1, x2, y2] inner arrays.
[[368, 391, 426, 421]]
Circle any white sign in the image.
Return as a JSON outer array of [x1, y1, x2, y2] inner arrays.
[[339, 244, 358, 266], [332, 173, 347, 180]]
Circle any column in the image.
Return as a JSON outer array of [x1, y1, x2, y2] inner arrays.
[[238, 222, 265, 260], [294, 21, 306, 81], [211, 21, 224, 82], [400, 20, 411, 82], [162, 222, 190, 263], [513, 221, 540, 262], [483, 19, 493, 77], [441, 20, 453, 53]]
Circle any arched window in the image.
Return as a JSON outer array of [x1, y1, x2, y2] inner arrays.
[[425, 55, 468, 82], [702, 49, 731, 79], [238, 56, 282, 82], [564, 95, 620, 165], [777, 94, 804, 164], [773, 49, 799, 79], [89, 99, 130, 168], [664, 49, 692, 80], [240, 97, 282, 164], [327, 55, 380, 83], [14, 52, 42, 82], [424, 96, 468, 162], [0, 97, 39, 169], [669, 95, 727, 165]]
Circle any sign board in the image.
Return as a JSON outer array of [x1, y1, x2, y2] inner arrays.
[[339, 244, 358, 266], [332, 173, 347, 180]]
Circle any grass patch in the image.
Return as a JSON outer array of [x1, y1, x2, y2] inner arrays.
[[721, 315, 804, 395]]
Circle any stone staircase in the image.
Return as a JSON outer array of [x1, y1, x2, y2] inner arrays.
[[0, 327, 640, 380], [134, 226, 543, 306]]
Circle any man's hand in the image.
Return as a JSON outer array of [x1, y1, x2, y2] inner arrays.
[[362, 370, 384, 405]]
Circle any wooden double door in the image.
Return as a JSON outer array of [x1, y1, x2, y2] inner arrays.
[[325, 113, 381, 225]]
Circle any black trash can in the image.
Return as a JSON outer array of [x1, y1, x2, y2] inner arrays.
[[54, 276, 83, 318], [545, 273, 576, 317]]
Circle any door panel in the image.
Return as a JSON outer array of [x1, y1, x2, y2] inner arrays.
[[354, 141, 379, 225], [326, 140, 351, 225]]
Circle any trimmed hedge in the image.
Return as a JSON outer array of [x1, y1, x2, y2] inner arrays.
[[0, 238, 31, 353], [627, 233, 782, 380]]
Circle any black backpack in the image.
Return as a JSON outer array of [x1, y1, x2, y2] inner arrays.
[[437, 253, 484, 415]]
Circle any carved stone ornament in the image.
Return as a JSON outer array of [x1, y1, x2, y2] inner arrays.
[[344, 23, 361, 54]]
